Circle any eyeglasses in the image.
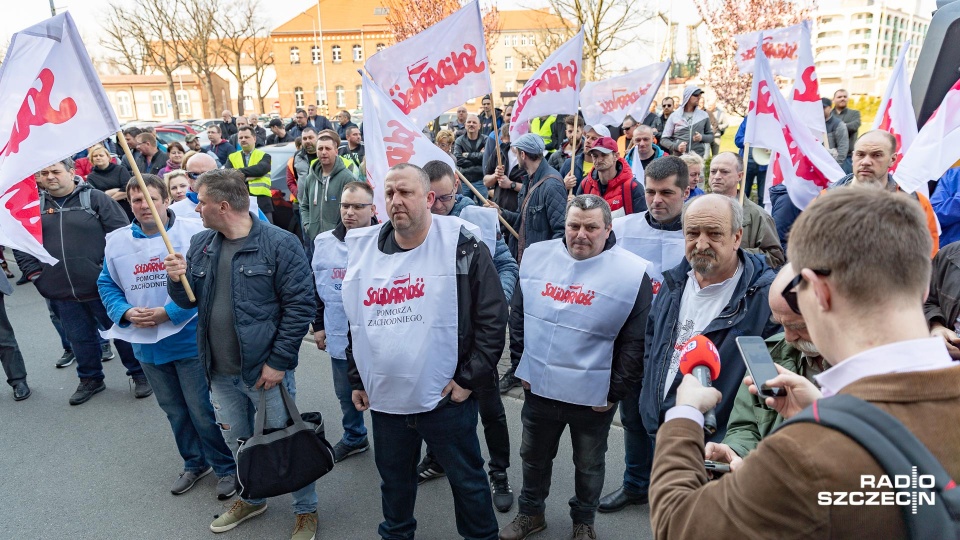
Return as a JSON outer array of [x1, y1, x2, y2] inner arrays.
[[434, 191, 457, 204], [340, 203, 372, 211], [782, 269, 832, 315], [187, 172, 201, 180]]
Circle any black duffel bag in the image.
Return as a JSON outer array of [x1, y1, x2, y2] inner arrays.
[[236, 384, 335, 499]]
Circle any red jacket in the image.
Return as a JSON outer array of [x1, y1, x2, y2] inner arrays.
[[579, 157, 646, 216]]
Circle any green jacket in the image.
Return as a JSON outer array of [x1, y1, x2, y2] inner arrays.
[[722, 333, 803, 458], [298, 154, 356, 243]]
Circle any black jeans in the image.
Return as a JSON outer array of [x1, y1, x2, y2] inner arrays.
[[743, 161, 765, 206], [518, 391, 617, 525], [371, 397, 498, 540], [49, 298, 142, 381], [619, 385, 652, 495], [425, 372, 510, 476], [0, 294, 26, 386]]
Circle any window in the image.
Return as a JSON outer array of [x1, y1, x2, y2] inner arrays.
[[353, 44, 363, 62], [314, 86, 324, 106], [505, 81, 514, 92], [504, 56, 513, 70], [312, 45, 321, 64], [504, 36, 510, 46], [336, 85, 345, 108], [176, 90, 191, 116], [374, 6, 389, 15], [511, 35, 518, 46], [332, 45, 342, 63], [116, 92, 132, 117], [151, 91, 165, 116], [243, 95, 254, 112], [294, 86, 304, 107], [356, 85, 362, 108], [520, 35, 528, 46], [290, 46, 300, 64], [376, 43, 386, 52]]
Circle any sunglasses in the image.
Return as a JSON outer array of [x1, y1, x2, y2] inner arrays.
[[782, 269, 832, 315], [187, 172, 201, 180], [434, 191, 457, 203]]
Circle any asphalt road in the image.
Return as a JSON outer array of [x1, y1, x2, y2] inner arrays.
[[0, 258, 653, 540]]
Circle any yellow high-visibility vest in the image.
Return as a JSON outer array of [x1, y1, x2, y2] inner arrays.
[[531, 116, 556, 147], [228, 149, 272, 197]]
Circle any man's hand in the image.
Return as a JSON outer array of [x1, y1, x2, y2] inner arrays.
[[483, 199, 501, 215], [563, 172, 577, 190], [164, 253, 186, 280], [497, 175, 512, 189], [520, 379, 531, 390], [592, 401, 615, 413], [441, 380, 473, 403], [676, 374, 722, 414], [495, 165, 505, 177], [931, 322, 960, 359], [704, 442, 744, 472], [110, 191, 128, 202], [677, 141, 688, 154], [352, 390, 370, 411], [693, 132, 702, 143], [124, 307, 170, 328], [314, 330, 326, 351], [746, 364, 822, 420], [254, 364, 285, 390]]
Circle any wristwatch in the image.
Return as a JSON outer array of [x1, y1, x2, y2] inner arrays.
[[510, 181, 517, 190]]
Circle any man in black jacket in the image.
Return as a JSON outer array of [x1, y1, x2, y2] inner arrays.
[[500, 195, 652, 540], [135, 132, 169, 176], [15, 158, 149, 406], [163, 169, 318, 538], [345, 163, 506, 540], [454, 114, 486, 202]]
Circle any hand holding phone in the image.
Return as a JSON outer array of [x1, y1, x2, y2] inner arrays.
[[736, 336, 783, 399], [704, 460, 732, 475], [744, 364, 822, 420]]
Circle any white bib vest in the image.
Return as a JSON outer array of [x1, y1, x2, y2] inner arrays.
[[169, 195, 260, 220], [312, 230, 349, 360], [101, 217, 205, 343], [515, 239, 649, 407], [456, 204, 498, 257], [342, 215, 474, 414], [612, 211, 685, 297]]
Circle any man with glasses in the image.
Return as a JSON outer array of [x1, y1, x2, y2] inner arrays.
[[288, 108, 311, 139], [638, 193, 779, 476], [648, 97, 675, 141], [311, 182, 377, 464], [661, 87, 714, 158], [650, 187, 960, 539], [135, 132, 169, 176], [577, 137, 646, 218]]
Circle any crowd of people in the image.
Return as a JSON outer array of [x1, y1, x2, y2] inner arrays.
[[2, 87, 959, 540]]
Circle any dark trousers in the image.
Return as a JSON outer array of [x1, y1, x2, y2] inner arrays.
[[518, 391, 617, 525], [371, 397, 498, 540], [0, 294, 26, 386], [425, 373, 510, 476], [49, 298, 142, 381], [46, 298, 107, 351], [618, 386, 652, 495], [743, 161, 765, 206]]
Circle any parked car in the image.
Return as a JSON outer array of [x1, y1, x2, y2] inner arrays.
[[259, 142, 298, 195]]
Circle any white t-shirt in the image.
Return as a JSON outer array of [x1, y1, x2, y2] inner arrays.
[[663, 263, 744, 400]]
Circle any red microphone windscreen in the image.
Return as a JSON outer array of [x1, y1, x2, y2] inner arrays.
[[678, 334, 721, 380]]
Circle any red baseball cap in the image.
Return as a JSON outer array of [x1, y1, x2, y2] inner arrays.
[[588, 137, 618, 155]]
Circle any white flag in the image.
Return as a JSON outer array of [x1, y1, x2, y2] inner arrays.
[[365, 1, 492, 129], [895, 76, 960, 194], [788, 21, 826, 134], [735, 22, 805, 77], [0, 12, 120, 264], [580, 61, 670, 128], [872, 41, 917, 174], [361, 71, 457, 222], [510, 29, 584, 142]]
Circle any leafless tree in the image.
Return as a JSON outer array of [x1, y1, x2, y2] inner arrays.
[[214, 0, 269, 115], [249, 37, 276, 115], [100, 7, 149, 76], [170, 0, 222, 117]]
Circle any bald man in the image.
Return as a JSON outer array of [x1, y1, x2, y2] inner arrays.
[[703, 263, 829, 470], [706, 152, 784, 269], [169, 154, 268, 222]]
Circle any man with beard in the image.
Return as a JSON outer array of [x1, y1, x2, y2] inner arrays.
[[639, 194, 779, 454], [702, 263, 829, 469]]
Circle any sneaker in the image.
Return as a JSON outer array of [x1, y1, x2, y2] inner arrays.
[[290, 511, 318, 540], [101, 343, 114, 361], [216, 474, 238, 500], [171, 467, 212, 495], [209, 500, 267, 533], [55, 350, 75, 368], [132, 375, 153, 399], [333, 438, 370, 463], [69, 378, 106, 406], [498, 513, 546, 540], [571, 523, 597, 540], [491, 472, 514, 513], [417, 454, 446, 485], [499, 370, 521, 394]]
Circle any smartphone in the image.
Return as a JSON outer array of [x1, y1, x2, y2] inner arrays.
[[704, 460, 732, 474], [736, 336, 783, 399]]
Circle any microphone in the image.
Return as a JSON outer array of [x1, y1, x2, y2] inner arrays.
[[679, 334, 721, 436]]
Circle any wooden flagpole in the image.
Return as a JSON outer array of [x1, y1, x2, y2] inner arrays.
[[456, 170, 519, 239]]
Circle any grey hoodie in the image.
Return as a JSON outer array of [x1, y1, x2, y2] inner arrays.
[[661, 86, 714, 158]]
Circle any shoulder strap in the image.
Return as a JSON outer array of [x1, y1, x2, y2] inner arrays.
[[779, 394, 960, 539], [79, 189, 98, 218]]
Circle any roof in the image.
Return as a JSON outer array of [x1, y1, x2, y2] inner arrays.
[[99, 73, 226, 86], [272, 0, 394, 34], [498, 8, 567, 32]]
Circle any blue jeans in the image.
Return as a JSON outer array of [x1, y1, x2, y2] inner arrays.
[[371, 397, 497, 540], [331, 358, 367, 446], [139, 358, 235, 477], [49, 298, 142, 381], [518, 391, 617, 525], [619, 387, 651, 495], [208, 372, 318, 514]]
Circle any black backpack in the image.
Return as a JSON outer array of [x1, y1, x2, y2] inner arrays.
[[777, 394, 960, 539], [39, 187, 98, 219]]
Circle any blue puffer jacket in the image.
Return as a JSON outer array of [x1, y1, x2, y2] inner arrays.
[[449, 195, 519, 302], [640, 250, 780, 443], [168, 217, 315, 387], [931, 167, 960, 247], [769, 184, 801, 252]]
